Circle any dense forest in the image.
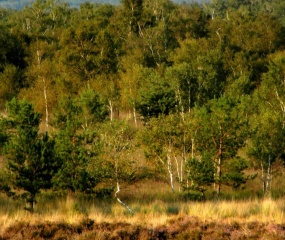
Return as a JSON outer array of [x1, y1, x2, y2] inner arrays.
[[0, 0, 206, 9], [0, 0, 120, 9], [1, 0, 285, 212]]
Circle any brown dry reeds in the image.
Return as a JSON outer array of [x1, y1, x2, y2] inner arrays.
[[0, 194, 285, 236]]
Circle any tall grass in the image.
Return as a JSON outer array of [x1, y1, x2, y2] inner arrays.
[[0, 192, 285, 235], [1, 177, 285, 234]]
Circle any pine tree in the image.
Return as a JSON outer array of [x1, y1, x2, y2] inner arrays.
[[1, 98, 60, 212]]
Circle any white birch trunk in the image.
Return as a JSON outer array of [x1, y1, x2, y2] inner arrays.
[[37, 49, 49, 129], [265, 156, 272, 196], [115, 162, 133, 213], [261, 161, 266, 194], [174, 155, 181, 192], [175, 87, 185, 121], [115, 181, 133, 214], [167, 142, 175, 192], [109, 100, 113, 121], [133, 107, 137, 127]]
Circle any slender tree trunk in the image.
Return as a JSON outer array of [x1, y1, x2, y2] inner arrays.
[[181, 145, 184, 189], [261, 160, 266, 194], [167, 142, 174, 192], [187, 80, 191, 113], [180, 133, 187, 190], [114, 162, 133, 213], [191, 138, 194, 159], [217, 160, 221, 195], [174, 155, 181, 192], [27, 192, 36, 213], [217, 133, 223, 195], [37, 49, 49, 129], [42, 77, 49, 129], [115, 181, 133, 213], [265, 155, 272, 196], [175, 87, 185, 121], [109, 100, 113, 121], [133, 107, 137, 127]]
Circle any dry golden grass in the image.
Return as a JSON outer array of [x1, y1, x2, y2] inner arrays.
[[0, 194, 285, 235]]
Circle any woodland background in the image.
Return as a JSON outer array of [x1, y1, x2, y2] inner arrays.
[[1, 0, 285, 212], [0, 0, 206, 9]]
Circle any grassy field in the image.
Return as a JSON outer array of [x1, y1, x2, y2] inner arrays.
[[1, 195, 285, 227], [1, 175, 285, 239], [1, 182, 285, 239]]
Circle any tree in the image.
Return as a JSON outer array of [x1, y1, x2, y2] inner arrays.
[[186, 152, 215, 197], [53, 124, 100, 194], [135, 67, 177, 120], [20, 39, 58, 129], [169, 38, 226, 108], [51, 90, 108, 193], [98, 120, 141, 211], [141, 113, 195, 192], [207, 10, 283, 96], [249, 110, 285, 196], [57, 5, 118, 88], [194, 96, 250, 194], [248, 51, 285, 195], [0, 24, 27, 109], [121, 0, 143, 35], [0, 98, 60, 212]]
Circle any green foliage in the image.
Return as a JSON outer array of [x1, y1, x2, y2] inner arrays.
[[52, 129, 100, 193], [136, 68, 177, 120], [186, 152, 215, 194], [52, 91, 107, 193], [98, 120, 140, 183], [121, 0, 143, 35], [0, 98, 59, 211], [222, 157, 255, 189], [0, 25, 27, 108], [194, 96, 251, 193], [141, 114, 181, 171], [57, 14, 118, 84], [53, 89, 108, 130], [1, 0, 285, 201], [169, 38, 227, 107], [0, 121, 8, 154]]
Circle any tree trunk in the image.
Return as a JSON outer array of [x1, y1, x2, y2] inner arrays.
[[109, 100, 113, 121], [216, 131, 223, 195], [42, 77, 49, 129], [26, 192, 36, 213], [217, 157, 221, 195], [174, 155, 182, 192], [37, 49, 49, 129], [187, 80, 191, 113], [114, 162, 133, 213], [265, 155, 272, 196], [261, 160, 266, 194], [167, 142, 175, 192], [115, 181, 133, 213], [175, 87, 185, 121], [133, 107, 137, 127]]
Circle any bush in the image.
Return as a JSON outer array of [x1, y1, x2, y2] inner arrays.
[[95, 187, 114, 199], [181, 191, 205, 201]]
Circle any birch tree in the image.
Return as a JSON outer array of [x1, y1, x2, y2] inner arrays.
[[98, 120, 141, 212], [141, 113, 195, 192], [249, 51, 285, 196]]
